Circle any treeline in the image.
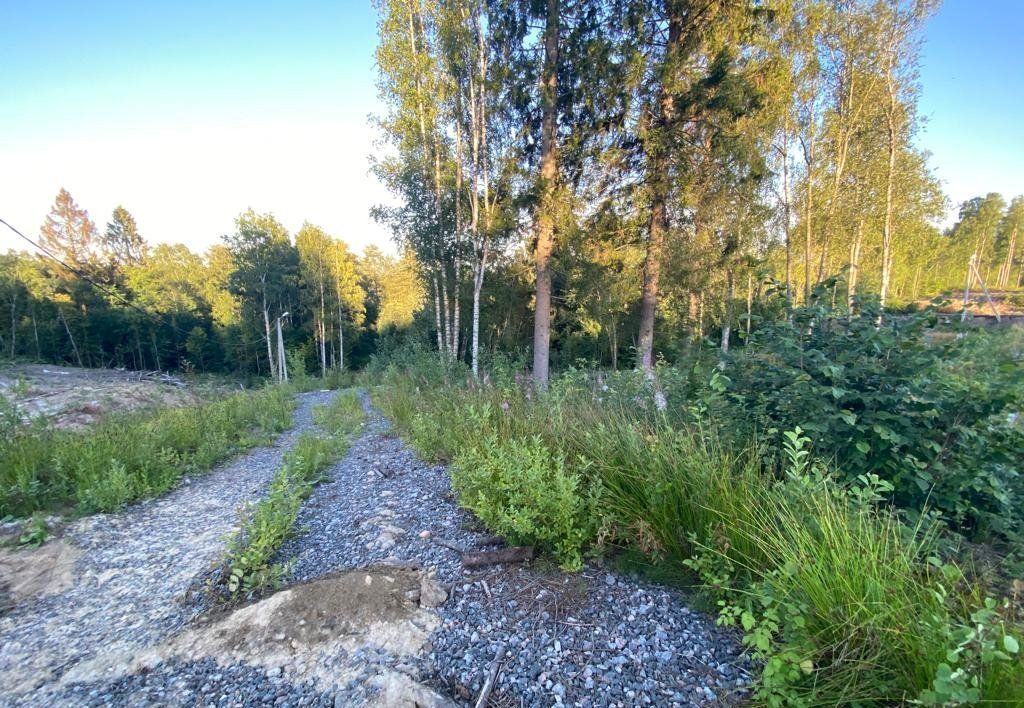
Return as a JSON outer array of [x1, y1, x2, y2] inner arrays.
[[373, 0, 1024, 380], [0, 189, 424, 374]]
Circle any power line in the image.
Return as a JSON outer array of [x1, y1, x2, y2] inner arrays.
[[0, 215, 188, 335]]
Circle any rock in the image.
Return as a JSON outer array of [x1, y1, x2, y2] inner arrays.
[[418, 530, 432, 539], [419, 577, 448, 608]]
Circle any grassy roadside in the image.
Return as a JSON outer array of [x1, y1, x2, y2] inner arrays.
[[219, 390, 364, 600], [0, 386, 297, 518], [371, 369, 1024, 706]]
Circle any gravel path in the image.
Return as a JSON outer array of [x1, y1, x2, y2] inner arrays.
[[279, 392, 753, 706], [1, 388, 752, 707], [0, 389, 336, 707]]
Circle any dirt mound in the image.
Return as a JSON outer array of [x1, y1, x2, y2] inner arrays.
[[62, 566, 454, 707], [0, 540, 81, 611], [0, 364, 205, 430]]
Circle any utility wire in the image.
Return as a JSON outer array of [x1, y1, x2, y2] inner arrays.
[[0, 215, 189, 335]]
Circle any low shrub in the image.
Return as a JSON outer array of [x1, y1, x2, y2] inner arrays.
[[452, 432, 597, 570]]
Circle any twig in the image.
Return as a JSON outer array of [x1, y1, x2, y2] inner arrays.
[[474, 644, 507, 708], [481, 579, 492, 599]]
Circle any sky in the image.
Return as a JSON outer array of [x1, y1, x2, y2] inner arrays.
[[1, 0, 1022, 257]]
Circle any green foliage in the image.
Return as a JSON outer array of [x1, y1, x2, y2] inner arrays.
[[372, 348, 1024, 706], [452, 431, 596, 571], [716, 294, 1024, 540], [0, 386, 294, 518], [16, 514, 50, 548], [221, 392, 362, 599]]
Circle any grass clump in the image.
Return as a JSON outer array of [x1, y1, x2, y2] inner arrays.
[[221, 390, 363, 599], [0, 386, 295, 518]]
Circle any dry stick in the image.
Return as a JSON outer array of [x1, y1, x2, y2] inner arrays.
[[474, 644, 507, 708], [462, 546, 534, 568]]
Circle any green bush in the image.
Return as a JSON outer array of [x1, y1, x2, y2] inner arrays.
[[0, 386, 295, 518], [452, 433, 596, 570], [715, 294, 1024, 541]]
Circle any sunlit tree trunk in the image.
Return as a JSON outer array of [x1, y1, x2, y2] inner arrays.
[[532, 0, 559, 388]]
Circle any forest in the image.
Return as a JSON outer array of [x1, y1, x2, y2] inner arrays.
[[2, 0, 1024, 705]]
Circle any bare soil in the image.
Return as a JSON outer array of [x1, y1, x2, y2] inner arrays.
[[0, 364, 227, 430]]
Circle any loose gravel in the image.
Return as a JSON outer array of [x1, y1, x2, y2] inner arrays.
[[1, 388, 753, 707], [0, 390, 336, 708]]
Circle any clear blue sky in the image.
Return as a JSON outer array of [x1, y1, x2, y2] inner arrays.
[[0, 0, 1021, 253], [917, 0, 1024, 219]]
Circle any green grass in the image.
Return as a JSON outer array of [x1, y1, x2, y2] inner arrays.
[[0, 386, 295, 518], [220, 389, 364, 599], [371, 365, 1024, 707]]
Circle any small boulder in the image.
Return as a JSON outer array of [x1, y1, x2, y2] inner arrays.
[[418, 577, 448, 608]]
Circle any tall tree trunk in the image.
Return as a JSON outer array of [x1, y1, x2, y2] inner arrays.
[[453, 105, 463, 359], [637, 8, 681, 374], [319, 282, 327, 377], [336, 299, 345, 371], [880, 60, 898, 310], [9, 292, 16, 358], [780, 122, 793, 307], [262, 293, 275, 377], [440, 268, 452, 358], [471, 242, 489, 379], [745, 272, 753, 336], [848, 215, 864, 309], [532, 0, 559, 388], [432, 275, 444, 356], [803, 162, 813, 304], [999, 227, 1017, 287]]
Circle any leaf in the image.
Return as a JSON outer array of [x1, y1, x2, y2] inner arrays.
[[839, 409, 857, 425], [855, 441, 870, 454], [1004, 635, 1020, 654]]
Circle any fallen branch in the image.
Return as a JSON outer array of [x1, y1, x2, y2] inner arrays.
[[474, 644, 507, 708], [474, 534, 506, 548], [462, 546, 534, 568]]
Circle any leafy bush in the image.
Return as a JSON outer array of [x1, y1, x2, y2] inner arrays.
[[0, 386, 295, 518], [452, 432, 597, 570], [716, 294, 1024, 540]]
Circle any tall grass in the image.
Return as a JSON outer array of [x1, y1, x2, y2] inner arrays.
[[371, 361, 1024, 706], [0, 386, 295, 518]]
